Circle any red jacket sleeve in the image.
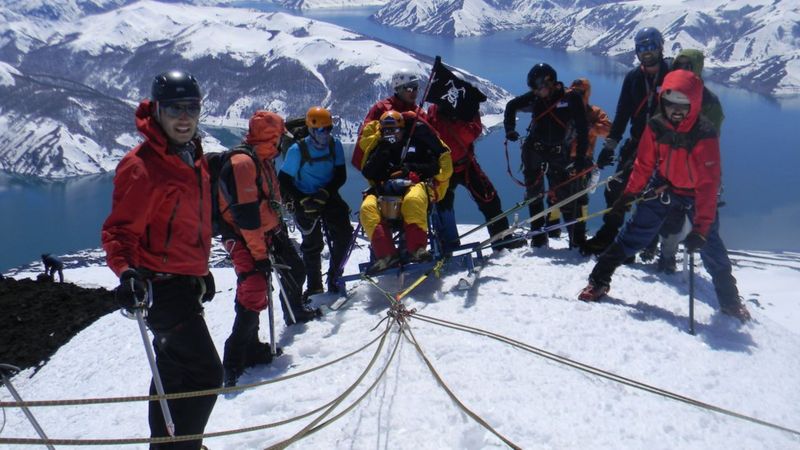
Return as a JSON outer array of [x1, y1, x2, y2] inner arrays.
[[624, 126, 658, 196], [230, 154, 269, 261], [689, 136, 722, 236], [101, 155, 154, 276]]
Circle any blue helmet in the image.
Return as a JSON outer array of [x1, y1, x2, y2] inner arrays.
[[634, 27, 664, 52]]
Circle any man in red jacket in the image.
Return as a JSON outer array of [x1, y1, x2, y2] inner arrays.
[[427, 103, 522, 251], [577, 70, 750, 323], [102, 70, 222, 449]]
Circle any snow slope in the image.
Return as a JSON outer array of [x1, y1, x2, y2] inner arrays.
[[2, 228, 800, 449]]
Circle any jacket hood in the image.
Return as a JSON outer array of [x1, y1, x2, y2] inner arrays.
[[659, 69, 703, 132], [673, 49, 704, 77], [135, 99, 169, 154], [246, 110, 283, 160], [570, 78, 592, 105]]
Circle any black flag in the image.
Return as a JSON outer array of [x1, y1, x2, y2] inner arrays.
[[425, 56, 487, 121]]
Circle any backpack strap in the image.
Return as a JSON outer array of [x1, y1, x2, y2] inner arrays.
[[296, 138, 337, 183]]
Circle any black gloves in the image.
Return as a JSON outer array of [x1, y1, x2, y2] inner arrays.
[[201, 272, 215, 303], [116, 268, 146, 312], [610, 193, 636, 218], [254, 259, 271, 274], [683, 231, 707, 252], [572, 156, 592, 173], [299, 188, 329, 217], [596, 138, 618, 169], [505, 130, 520, 142]]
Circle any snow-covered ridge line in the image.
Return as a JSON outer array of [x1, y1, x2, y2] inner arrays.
[[0, 1, 509, 179], [371, 0, 800, 97]]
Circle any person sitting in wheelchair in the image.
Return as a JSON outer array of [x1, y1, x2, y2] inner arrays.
[[359, 110, 452, 273]]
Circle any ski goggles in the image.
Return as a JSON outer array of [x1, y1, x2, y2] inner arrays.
[[398, 82, 419, 93], [661, 98, 691, 112], [159, 101, 202, 119], [635, 41, 661, 54]]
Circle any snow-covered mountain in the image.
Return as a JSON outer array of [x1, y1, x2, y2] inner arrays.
[[372, 0, 800, 97], [2, 229, 800, 448], [275, 0, 388, 10], [0, 0, 509, 179]]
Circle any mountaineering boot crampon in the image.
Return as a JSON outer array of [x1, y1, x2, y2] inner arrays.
[[578, 282, 609, 302]]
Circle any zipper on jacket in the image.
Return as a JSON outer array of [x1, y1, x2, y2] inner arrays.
[[195, 167, 205, 247], [162, 198, 181, 262]]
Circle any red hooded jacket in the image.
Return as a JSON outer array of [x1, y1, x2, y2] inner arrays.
[[625, 70, 721, 236], [426, 103, 482, 173], [102, 100, 212, 277]]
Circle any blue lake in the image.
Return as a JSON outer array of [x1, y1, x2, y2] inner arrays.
[[1, 5, 798, 272]]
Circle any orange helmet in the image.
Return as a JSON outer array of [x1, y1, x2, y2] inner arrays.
[[306, 106, 332, 128], [379, 110, 405, 129]]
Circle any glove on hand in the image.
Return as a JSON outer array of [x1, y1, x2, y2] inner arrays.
[[116, 268, 146, 312], [254, 259, 271, 274], [201, 272, 216, 303], [505, 130, 520, 142], [597, 138, 618, 169], [407, 171, 421, 184], [572, 157, 592, 173], [610, 193, 636, 218], [683, 231, 707, 252]]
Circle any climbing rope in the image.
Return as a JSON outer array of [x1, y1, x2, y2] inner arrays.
[[412, 312, 800, 438]]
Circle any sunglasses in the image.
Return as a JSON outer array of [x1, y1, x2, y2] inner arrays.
[[311, 126, 333, 134], [530, 78, 551, 91], [160, 101, 201, 119], [661, 98, 690, 112], [636, 42, 661, 53], [399, 83, 419, 93]]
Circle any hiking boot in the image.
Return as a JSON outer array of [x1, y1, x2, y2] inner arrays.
[[720, 302, 751, 323], [492, 235, 526, 251], [658, 255, 677, 274], [640, 242, 658, 262], [245, 342, 277, 367], [287, 305, 322, 326], [623, 255, 636, 265], [223, 367, 243, 388], [367, 254, 400, 274], [409, 247, 432, 263], [578, 281, 609, 302], [547, 226, 562, 238], [302, 287, 324, 302], [530, 234, 548, 248]]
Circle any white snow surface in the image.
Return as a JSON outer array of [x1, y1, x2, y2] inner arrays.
[[2, 226, 800, 449]]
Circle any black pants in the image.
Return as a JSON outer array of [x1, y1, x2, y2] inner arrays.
[[439, 157, 508, 238], [601, 138, 638, 231], [146, 277, 222, 450], [522, 143, 585, 244], [295, 192, 354, 290], [223, 302, 272, 373]]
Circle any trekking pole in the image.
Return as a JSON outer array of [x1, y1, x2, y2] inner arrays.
[[0, 364, 54, 450], [132, 280, 175, 437], [688, 251, 696, 335], [266, 272, 277, 356]]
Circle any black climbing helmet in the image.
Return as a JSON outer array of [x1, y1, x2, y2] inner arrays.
[[527, 63, 557, 90], [634, 27, 664, 53], [151, 70, 201, 103]]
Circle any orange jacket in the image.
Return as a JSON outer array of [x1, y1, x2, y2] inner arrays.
[[102, 100, 211, 277], [217, 148, 282, 261]]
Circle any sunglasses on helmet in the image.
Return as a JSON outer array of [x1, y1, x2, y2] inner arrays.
[[661, 98, 691, 112], [635, 41, 661, 54], [160, 101, 201, 119], [399, 82, 419, 93]]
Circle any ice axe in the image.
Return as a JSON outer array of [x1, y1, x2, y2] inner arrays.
[[688, 252, 696, 335], [130, 279, 176, 437], [0, 363, 54, 450]]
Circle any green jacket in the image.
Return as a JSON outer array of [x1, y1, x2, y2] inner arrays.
[[672, 49, 724, 134]]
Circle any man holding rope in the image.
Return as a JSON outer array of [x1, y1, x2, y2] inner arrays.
[[504, 63, 591, 250], [279, 106, 353, 299]]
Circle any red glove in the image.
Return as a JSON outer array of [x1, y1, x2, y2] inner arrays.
[[408, 171, 420, 184]]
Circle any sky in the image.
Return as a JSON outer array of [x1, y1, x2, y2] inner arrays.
[[2, 226, 800, 449]]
